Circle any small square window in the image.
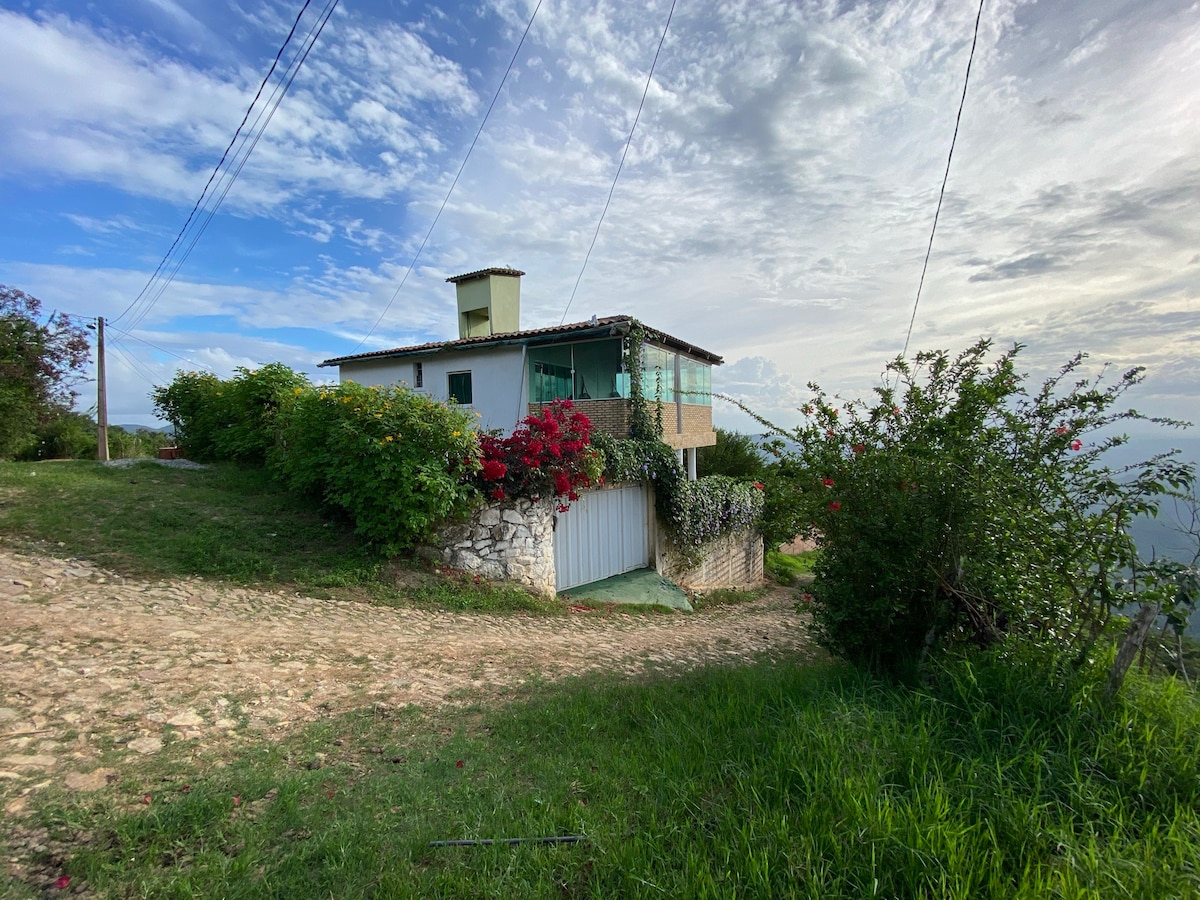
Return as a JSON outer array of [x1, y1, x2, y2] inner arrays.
[[413, 361, 423, 389], [448, 371, 473, 405]]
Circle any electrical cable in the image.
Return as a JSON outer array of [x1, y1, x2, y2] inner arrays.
[[125, 0, 339, 332], [348, 0, 545, 353], [108, 337, 166, 389], [901, 0, 986, 358], [106, 323, 213, 371], [559, 0, 677, 326], [112, 0, 315, 326]]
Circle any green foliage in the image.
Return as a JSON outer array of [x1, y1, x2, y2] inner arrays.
[[0, 285, 90, 459], [624, 319, 663, 441], [108, 426, 174, 460], [760, 340, 1194, 679], [593, 433, 763, 566], [697, 427, 765, 478], [665, 475, 764, 566], [765, 549, 818, 585], [48, 655, 1200, 898], [16, 410, 97, 460], [151, 363, 308, 464], [270, 381, 481, 553]]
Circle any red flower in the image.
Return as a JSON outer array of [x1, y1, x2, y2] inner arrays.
[[232, 796, 241, 807], [490, 487, 505, 501], [828, 500, 842, 512], [554, 472, 572, 494], [1055, 425, 1069, 435], [802, 405, 814, 415], [753, 482, 764, 490], [456, 760, 464, 768], [480, 459, 507, 481], [821, 477, 834, 487], [851, 444, 865, 454], [825, 429, 836, 437], [141, 794, 151, 804], [1070, 439, 1082, 451], [54, 876, 71, 890], [892, 406, 901, 415]]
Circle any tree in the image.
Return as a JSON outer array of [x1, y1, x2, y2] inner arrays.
[[696, 428, 765, 479], [0, 285, 90, 459]]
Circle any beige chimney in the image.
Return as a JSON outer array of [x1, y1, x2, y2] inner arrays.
[[446, 267, 524, 339]]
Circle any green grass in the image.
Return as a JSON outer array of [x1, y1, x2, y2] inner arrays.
[[765, 549, 819, 585], [0, 460, 554, 613], [26, 655, 1200, 899]]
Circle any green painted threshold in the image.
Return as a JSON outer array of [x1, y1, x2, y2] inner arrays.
[[558, 567, 693, 612]]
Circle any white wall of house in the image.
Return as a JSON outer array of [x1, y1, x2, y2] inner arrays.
[[338, 346, 527, 434]]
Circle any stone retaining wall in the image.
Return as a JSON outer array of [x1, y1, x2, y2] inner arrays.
[[430, 497, 556, 596]]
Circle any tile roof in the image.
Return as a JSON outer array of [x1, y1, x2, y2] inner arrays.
[[318, 315, 723, 367], [445, 267, 525, 284]]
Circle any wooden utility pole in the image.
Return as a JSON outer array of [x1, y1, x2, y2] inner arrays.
[[96, 316, 109, 462]]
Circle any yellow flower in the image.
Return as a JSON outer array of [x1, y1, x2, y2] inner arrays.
[[384, 435, 393, 442], [452, 431, 461, 437], [293, 387, 303, 395], [374, 413, 382, 418]]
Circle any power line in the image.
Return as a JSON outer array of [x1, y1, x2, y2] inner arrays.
[[348, 0, 545, 353], [559, 0, 677, 325], [125, 0, 340, 332], [902, 0, 986, 358], [108, 337, 165, 390], [106, 323, 212, 371], [112, 0, 315, 327]]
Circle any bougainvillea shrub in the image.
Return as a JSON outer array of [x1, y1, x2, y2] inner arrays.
[[476, 400, 603, 510]]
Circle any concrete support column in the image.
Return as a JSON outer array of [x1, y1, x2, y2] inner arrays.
[[687, 447, 697, 481]]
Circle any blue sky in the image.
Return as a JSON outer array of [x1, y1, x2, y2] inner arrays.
[[1, 0, 1197, 436]]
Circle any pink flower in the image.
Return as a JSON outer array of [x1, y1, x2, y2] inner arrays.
[[232, 796, 241, 807], [821, 477, 834, 488], [141, 794, 151, 805], [828, 501, 842, 512], [892, 406, 901, 415], [1054, 425, 1069, 435], [54, 876, 71, 890], [1070, 439, 1082, 451]]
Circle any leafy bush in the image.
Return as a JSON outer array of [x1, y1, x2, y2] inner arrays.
[[759, 340, 1193, 679], [17, 410, 98, 460], [477, 400, 602, 509], [593, 433, 763, 565], [665, 476, 764, 566], [270, 381, 480, 553], [697, 427, 765, 479], [152, 364, 308, 464]]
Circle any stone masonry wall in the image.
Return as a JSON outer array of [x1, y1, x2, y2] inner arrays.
[[658, 527, 764, 593], [431, 498, 556, 597]]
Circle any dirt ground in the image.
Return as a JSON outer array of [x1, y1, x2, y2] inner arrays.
[[1, 546, 809, 816]]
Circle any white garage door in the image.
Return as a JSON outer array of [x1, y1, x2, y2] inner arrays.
[[554, 483, 651, 591]]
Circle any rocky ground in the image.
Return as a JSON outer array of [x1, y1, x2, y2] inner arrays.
[[1, 547, 809, 820]]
